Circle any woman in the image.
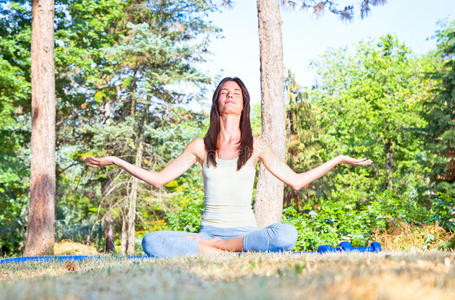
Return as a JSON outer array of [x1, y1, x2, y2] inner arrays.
[[85, 77, 372, 257]]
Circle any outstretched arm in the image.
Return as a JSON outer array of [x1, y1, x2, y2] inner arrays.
[[84, 138, 203, 188], [256, 137, 372, 191]]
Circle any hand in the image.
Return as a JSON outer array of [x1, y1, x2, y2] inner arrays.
[[84, 156, 117, 167], [336, 155, 372, 166]]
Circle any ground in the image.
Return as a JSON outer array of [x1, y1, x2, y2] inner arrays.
[[1, 251, 454, 299]]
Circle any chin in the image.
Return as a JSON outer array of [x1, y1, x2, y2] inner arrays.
[[221, 110, 242, 115]]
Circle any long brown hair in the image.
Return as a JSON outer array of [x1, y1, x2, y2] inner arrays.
[[204, 77, 253, 170]]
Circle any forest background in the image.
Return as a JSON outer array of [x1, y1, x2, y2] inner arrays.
[[0, 0, 454, 256]]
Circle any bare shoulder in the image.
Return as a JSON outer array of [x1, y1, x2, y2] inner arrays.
[[253, 136, 269, 155], [187, 137, 206, 164], [187, 137, 205, 153]]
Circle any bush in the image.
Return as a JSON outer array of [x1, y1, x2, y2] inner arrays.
[[282, 187, 452, 251]]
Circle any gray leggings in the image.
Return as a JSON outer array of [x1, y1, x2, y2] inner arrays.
[[142, 223, 298, 258]]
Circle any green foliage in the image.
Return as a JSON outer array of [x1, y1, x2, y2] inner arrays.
[[0, 98, 30, 255], [285, 70, 326, 205], [54, 0, 219, 250], [138, 114, 207, 235], [311, 35, 431, 194], [283, 35, 451, 250], [283, 188, 445, 251], [0, 0, 219, 254], [0, 2, 31, 255], [164, 173, 205, 233], [421, 20, 455, 198]]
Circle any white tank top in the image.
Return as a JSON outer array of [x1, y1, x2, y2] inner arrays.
[[201, 156, 257, 228]]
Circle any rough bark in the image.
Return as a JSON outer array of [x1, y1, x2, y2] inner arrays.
[[24, 0, 56, 256], [103, 214, 115, 253], [254, 0, 286, 228]]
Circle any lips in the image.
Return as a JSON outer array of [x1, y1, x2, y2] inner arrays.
[[225, 100, 235, 104]]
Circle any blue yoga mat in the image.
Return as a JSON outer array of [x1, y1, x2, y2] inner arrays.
[[0, 255, 152, 264], [0, 242, 381, 264]]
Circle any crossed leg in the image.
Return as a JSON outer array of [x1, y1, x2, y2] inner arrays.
[[142, 223, 298, 258], [190, 223, 298, 254], [186, 235, 244, 255]]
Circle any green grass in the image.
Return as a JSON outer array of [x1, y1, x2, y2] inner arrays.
[[1, 251, 455, 299]]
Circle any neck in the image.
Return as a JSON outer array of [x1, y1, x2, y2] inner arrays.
[[219, 113, 241, 144]]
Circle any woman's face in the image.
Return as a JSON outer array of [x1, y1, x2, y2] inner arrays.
[[218, 81, 244, 116]]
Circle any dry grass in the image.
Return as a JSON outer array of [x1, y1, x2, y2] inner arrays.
[[54, 240, 98, 256], [1, 251, 455, 299], [374, 221, 455, 251]]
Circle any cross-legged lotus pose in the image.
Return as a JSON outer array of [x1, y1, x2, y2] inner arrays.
[[85, 77, 372, 258]]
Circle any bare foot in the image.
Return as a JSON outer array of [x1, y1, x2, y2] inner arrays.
[[185, 235, 222, 247], [184, 235, 229, 256]]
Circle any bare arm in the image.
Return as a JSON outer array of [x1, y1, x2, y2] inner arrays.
[[85, 138, 203, 188], [256, 137, 372, 191]]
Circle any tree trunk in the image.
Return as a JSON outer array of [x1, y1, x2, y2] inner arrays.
[[103, 214, 115, 253], [24, 0, 56, 256], [120, 210, 127, 254], [254, 0, 286, 228], [385, 140, 395, 190], [120, 133, 144, 255]]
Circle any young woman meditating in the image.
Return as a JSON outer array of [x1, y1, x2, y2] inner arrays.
[[85, 77, 372, 257]]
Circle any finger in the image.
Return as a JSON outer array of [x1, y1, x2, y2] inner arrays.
[[84, 157, 96, 162], [85, 158, 97, 165], [355, 160, 372, 165], [86, 161, 101, 167], [87, 158, 102, 165]]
